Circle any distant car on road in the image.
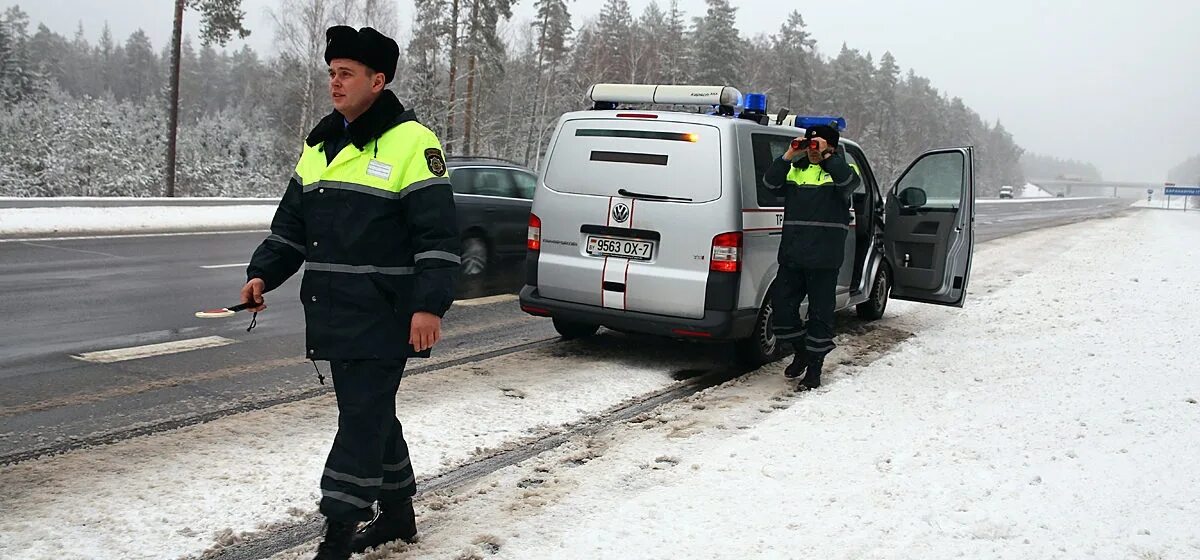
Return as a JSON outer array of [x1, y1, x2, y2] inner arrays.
[[447, 157, 537, 284], [1055, 192, 1065, 198], [999, 185, 1014, 199]]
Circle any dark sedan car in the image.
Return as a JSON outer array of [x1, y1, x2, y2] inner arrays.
[[446, 157, 537, 287]]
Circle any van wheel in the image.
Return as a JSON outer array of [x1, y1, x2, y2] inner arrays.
[[735, 294, 785, 367], [552, 317, 599, 340], [856, 265, 890, 320]]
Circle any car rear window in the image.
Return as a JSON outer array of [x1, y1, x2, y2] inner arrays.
[[543, 119, 721, 203]]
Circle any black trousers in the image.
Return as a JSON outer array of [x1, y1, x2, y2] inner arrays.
[[319, 359, 417, 522], [771, 265, 839, 358]]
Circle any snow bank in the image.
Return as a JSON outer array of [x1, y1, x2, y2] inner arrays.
[[389, 210, 1200, 560], [0, 205, 274, 236]]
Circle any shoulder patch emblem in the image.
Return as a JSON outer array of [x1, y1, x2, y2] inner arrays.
[[425, 148, 447, 177]]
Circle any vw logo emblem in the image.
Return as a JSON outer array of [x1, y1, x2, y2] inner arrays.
[[612, 203, 630, 224]]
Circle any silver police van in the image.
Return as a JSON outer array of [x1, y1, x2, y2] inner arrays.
[[519, 84, 976, 365]]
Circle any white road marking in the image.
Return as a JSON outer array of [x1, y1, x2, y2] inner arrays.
[[453, 294, 519, 307], [72, 336, 238, 364], [200, 263, 250, 269]]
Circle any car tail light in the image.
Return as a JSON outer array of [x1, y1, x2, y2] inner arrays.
[[710, 232, 742, 273], [528, 213, 541, 251], [616, 113, 658, 119]]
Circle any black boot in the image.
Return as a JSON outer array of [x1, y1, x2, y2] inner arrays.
[[351, 498, 418, 553], [784, 354, 807, 379], [784, 344, 809, 380], [799, 356, 823, 390], [313, 519, 357, 560]]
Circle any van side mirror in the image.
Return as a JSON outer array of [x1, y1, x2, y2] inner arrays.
[[897, 187, 927, 209]]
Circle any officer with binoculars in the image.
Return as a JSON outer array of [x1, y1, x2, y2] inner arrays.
[[763, 125, 861, 389]]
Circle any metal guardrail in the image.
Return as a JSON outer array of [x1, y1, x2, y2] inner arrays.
[[0, 197, 280, 209]]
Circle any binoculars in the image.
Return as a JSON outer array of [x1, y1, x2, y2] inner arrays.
[[791, 138, 818, 151]]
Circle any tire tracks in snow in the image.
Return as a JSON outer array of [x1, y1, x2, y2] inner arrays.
[[194, 318, 915, 560]]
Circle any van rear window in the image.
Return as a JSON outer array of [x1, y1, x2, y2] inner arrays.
[[544, 119, 721, 203], [590, 151, 668, 166]]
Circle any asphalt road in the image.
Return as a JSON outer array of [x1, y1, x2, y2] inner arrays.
[[0, 197, 1132, 460]]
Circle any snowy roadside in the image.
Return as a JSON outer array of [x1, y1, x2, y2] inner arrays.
[[317, 209, 1200, 560], [0, 340, 728, 559]]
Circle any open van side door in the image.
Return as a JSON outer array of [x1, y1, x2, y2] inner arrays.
[[883, 147, 975, 307]]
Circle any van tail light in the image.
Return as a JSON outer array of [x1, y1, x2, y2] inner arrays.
[[710, 232, 742, 273], [527, 213, 542, 251]]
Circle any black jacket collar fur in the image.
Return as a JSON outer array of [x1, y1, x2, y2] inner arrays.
[[305, 90, 418, 151]]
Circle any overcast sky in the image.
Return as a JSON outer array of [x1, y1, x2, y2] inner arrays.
[[7, 0, 1199, 182]]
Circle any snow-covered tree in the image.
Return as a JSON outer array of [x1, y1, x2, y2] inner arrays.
[[690, 0, 740, 87], [0, 0, 1035, 199]]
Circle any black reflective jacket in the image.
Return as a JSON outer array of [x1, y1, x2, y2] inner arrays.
[[247, 91, 460, 360], [763, 151, 861, 269]]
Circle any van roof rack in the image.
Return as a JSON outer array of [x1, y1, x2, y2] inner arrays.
[[584, 83, 847, 130], [586, 83, 743, 114]]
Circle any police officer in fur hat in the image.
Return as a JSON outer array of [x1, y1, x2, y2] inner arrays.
[[239, 25, 460, 559]]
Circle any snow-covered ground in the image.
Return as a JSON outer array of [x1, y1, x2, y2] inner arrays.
[[3, 209, 1199, 560], [299, 209, 1196, 560], [0, 341, 723, 559]]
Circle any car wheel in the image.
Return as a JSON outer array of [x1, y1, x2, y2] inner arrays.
[[552, 317, 600, 340], [735, 293, 785, 367], [461, 236, 489, 277], [856, 264, 890, 320]]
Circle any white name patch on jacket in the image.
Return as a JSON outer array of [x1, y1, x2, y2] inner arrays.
[[366, 159, 393, 180]]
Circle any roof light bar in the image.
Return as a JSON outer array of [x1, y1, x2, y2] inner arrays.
[[586, 84, 744, 109], [775, 114, 847, 131]]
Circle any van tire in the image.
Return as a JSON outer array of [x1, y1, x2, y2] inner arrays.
[[856, 265, 890, 320], [735, 294, 785, 367], [552, 317, 599, 340]]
